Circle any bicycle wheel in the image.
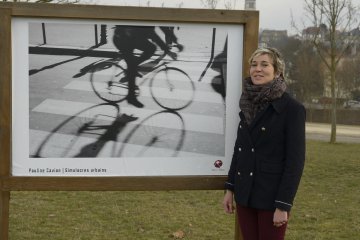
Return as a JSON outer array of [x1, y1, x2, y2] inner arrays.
[[116, 110, 185, 157], [32, 103, 120, 158], [150, 67, 195, 110], [90, 61, 128, 103]]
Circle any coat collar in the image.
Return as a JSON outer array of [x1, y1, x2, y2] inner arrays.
[[239, 92, 290, 125], [270, 92, 290, 114]]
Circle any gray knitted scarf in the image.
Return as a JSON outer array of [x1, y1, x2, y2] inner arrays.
[[240, 77, 286, 125]]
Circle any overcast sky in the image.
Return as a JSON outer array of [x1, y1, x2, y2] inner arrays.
[[94, 0, 360, 34]]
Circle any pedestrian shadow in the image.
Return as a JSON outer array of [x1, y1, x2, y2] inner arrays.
[[210, 74, 226, 100], [209, 52, 227, 100]]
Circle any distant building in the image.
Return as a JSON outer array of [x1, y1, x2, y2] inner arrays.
[[346, 27, 360, 55], [259, 29, 287, 48], [302, 26, 322, 40], [302, 25, 360, 55], [348, 27, 360, 36], [244, 0, 256, 10]]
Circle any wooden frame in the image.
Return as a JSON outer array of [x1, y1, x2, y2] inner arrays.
[[0, 2, 258, 239]]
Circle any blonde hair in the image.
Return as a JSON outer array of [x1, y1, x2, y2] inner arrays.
[[249, 47, 285, 78]]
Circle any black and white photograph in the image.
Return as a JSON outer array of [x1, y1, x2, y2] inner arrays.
[[12, 19, 243, 176]]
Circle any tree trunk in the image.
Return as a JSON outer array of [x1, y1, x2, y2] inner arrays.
[[330, 62, 337, 143]]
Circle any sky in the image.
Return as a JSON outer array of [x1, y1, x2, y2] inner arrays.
[[91, 0, 359, 35], [256, 0, 357, 34]]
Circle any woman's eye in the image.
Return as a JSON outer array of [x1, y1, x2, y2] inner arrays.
[[251, 62, 271, 68]]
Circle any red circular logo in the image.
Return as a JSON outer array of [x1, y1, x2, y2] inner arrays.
[[214, 160, 223, 168]]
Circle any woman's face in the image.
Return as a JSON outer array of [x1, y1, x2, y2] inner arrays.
[[249, 53, 276, 85]]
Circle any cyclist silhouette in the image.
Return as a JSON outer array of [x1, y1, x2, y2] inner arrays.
[[113, 25, 178, 108], [160, 26, 184, 52]]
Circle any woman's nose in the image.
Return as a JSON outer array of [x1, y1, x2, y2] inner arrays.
[[255, 65, 262, 71]]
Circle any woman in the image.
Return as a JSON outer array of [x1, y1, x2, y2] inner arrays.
[[222, 47, 305, 240]]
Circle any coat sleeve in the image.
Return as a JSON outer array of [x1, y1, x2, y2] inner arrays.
[[274, 101, 306, 211], [224, 122, 241, 192]]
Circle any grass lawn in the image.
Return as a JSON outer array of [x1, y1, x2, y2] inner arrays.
[[9, 140, 360, 239]]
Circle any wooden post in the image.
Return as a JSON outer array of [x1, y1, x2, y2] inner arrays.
[[0, 7, 11, 240], [0, 191, 10, 240]]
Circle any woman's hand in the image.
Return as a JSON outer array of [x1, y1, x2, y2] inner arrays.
[[222, 190, 235, 214], [273, 208, 288, 227]]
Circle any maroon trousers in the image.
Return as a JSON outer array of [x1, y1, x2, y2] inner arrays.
[[236, 204, 288, 240]]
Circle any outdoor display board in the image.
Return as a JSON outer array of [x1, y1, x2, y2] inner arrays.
[[0, 3, 258, 239], [14, 20, 241, 177], [1, 2, 258, 188]]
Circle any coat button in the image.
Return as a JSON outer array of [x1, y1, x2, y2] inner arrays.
[[237, 172, 241, 175], [238, 147, 242, 151], [261, 127, 266, 131], [250, 172, 253, 176], [251, 148, 255, 152], [239, 125, 242, 129]]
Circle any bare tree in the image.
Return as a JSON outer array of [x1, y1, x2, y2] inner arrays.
[[176, 2, 184, 8], [304, 0, 360, 143], [201, 0, 219, 9], [291, 43, 325, 103], [224, 0, 237, 10], [336, 55, 360, 100]]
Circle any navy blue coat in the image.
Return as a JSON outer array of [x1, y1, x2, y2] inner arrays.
[[225, 92, 306, 212]]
